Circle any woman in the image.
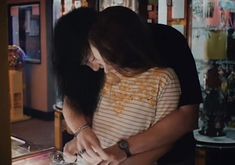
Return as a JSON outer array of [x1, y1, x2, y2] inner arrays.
[[52, 8, 107, 163], [63, 6, 181, 165]]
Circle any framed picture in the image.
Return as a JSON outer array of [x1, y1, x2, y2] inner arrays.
[[99, 0, 139, 13], [8, 3, 41, 64]]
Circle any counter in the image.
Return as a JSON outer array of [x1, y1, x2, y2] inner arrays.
[[11, 136, 55, 165]]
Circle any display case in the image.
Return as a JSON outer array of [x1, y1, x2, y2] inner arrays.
[[192, 1, 235, 164], [11, 136, 55, 165], [192, 0, 235, 135]]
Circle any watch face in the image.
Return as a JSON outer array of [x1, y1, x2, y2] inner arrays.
[[118, 140, 131, 157], [119, 140, 128, 149], [119, 140, 129, 149]]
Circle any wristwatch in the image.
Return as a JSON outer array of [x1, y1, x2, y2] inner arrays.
[[117, 139, 132, 158]]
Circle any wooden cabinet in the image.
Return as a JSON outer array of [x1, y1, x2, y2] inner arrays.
[[9, 70, 30, 122], [9, 70, 24, 122]]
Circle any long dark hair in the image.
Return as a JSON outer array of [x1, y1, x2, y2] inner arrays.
[[52, 8, 104, 117], [88, 6, 165, 75]]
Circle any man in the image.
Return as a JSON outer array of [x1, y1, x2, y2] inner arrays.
[[123, 24, 202, 165]]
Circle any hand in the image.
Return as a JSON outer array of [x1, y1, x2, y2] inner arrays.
[[76, 126, 105, 164], [63, 137, 78, 163], [98, 144, 127, 165], [62, 96, 108, 163], [63, 127, 104, 164]]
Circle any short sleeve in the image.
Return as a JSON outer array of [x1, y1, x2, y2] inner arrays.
[[153, 68, 181, 124]]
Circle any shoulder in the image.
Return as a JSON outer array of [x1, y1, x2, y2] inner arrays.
[[149, 67, 178, 81]]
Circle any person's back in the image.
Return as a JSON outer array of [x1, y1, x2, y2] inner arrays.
[[149, 24, 202, 164]]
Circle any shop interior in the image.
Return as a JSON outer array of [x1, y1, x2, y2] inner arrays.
[[0, 0, 235, 164]]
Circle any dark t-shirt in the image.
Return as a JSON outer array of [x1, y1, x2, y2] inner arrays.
[[149, 24, 203, 164]]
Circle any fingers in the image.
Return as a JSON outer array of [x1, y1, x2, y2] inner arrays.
[[77, 137, 104, 164], [76, 128, 107, 163], [85, 146, 102, 162], [98, 160, 119, 165], [81, 151, 102, 164], [77, 148, 102, 165], [76, 139, 102, 163], [63, 153, 77, 163], [63, 138, 78, 163], [92, 145, 109, 160], [98, 160, 111, 165], [64, 127, 109, 164], [78, 148, 86, 155], [88, 137, 108, 160]]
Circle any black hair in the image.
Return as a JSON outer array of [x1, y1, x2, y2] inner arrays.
[[52, 8, 104, 117], [88, 6, 165, 74]]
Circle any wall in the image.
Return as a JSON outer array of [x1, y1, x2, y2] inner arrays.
[[8, 0, 56, 113]]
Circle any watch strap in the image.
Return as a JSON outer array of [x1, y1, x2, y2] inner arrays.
[[117, 139, 132, 158]]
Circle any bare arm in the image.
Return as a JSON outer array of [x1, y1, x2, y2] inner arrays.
[[128, 104, 199, 155], [122, 143, 173, 165], [62, 96, 88, 132], [63, 96, 108, 164], [112, 104, 198, 164], [100, 105, 198, 165]]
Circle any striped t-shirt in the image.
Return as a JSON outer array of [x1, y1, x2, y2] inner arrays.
[[92, 67, 181, 148]]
